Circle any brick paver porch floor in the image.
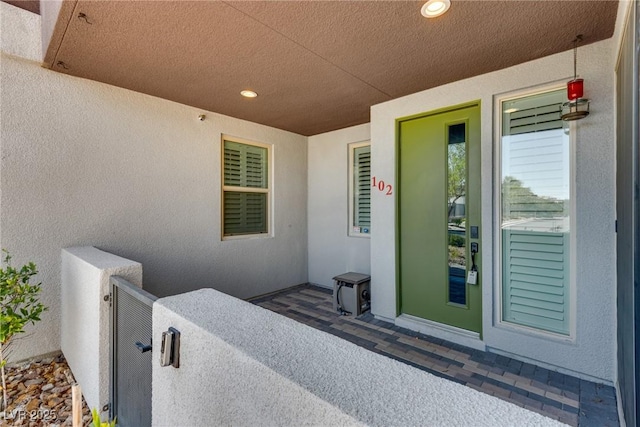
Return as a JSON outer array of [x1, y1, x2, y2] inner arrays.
[[250, 284, 620, 427]]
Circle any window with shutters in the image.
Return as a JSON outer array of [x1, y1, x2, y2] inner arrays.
[[222, 136, 270, 238], [497, 88, 573, 336], [348, 142, 371, 237]]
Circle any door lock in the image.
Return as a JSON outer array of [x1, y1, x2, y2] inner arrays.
[[160, 327, 180, 368]]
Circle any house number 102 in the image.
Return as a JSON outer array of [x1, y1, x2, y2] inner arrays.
[[372, 177, 393, 195]]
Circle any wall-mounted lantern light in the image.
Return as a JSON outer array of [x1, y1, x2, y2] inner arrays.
[[561, 35, 590, 121]]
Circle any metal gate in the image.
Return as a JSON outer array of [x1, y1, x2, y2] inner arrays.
[[110, 276, 157, 427]]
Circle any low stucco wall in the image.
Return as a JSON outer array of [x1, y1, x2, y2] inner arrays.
[[61, 247, 142, 414], [152, 288, 564, 427]]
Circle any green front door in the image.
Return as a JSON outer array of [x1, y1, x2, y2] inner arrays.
[[398, 103, 481, 334]]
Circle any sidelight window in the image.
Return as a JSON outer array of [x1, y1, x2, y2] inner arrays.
[[498, 88, 573, 336]]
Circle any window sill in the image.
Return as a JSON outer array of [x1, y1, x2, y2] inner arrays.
[[495, 320, 575, 345], [222, 233, 272, 242], [348, 233, 371, 239]]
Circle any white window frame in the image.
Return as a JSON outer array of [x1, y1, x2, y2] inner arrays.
[[221, 135, 273, 241], [348, 141, 371, 238], [493, 83, 577, 341]]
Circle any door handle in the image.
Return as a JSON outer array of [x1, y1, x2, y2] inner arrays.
[[470, 242, 478, 272], [135, 341, 152, 353], [466, 242, 480, 285]]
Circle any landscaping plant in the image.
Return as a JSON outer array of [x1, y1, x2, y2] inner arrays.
[[0, 250, 47, 412], [92, 408, 116, 427]]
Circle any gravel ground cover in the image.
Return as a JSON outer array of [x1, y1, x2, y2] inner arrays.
[[0, 353, 91, 426]]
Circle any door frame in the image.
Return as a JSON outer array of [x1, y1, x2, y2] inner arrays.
[[615, 1, 639, 424], [394, 100, 482, 329]]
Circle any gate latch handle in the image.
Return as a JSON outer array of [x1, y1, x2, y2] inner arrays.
[[135, 341, 152, 353]]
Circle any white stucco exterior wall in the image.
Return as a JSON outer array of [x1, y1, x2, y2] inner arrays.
[[0, 2, 41, 62], [308, 124, 371, 287], [152, 289, 364, 427], [39, 0, 63, 59], [370, 39, 617, 382], [1, 4, 308, 361], [61, 247, 142, 415], [153, 288, 564, 427]]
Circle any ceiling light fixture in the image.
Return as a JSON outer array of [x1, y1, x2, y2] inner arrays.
[[240, 90, 258, 98], [561, 35, 590, 121], [421, 0, 451, 18]]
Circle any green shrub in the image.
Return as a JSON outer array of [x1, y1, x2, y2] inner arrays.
[[92, 408, 117, 427], [0, 250, 47, 411], [449, 235, 465, 247]]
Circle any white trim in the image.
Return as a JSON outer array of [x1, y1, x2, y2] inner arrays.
[[614, 0, 635, 71], [347, 140, 371, 238], [493, 83, 577, 340], [372, 313, 396, 324], [615, 379, 628, 427], [568, 119, 577, 341], [395, 314, 486, 351], [492, 313, 575, 344], [221, 234, 273, 242], [613, 5, 638, 423]]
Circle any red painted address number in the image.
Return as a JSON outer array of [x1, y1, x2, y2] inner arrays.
[[372, 177, 393, 195]]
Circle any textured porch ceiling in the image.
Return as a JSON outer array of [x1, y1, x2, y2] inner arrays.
[[43, 1, 618, 136], [3, 0, 39, 14]]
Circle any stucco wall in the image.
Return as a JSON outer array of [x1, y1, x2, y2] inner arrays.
[[153, 288, 563, 427], [61, 247, 142, 415], [39, 0, 63, 60], [370, 39, 617, 382], [0, 3, 308, 361], [0, 2, 41, 62], [308, 124, 371, 287]]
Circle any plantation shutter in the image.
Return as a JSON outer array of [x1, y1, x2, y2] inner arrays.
[[224, 141, 267, 188], [502, 231, 570, 334], [501, 89, 570, 335], [223, 192, 267, 236], [223, 140, 268, 236], [354, 145, 371, 229], [505, 102, 563, 135]]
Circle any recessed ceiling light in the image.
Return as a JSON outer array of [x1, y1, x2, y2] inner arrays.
[[240, 90, 258, 98], [421, 0, 451, 18]]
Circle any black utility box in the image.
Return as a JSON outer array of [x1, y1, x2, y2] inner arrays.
[[332, 272, 371, 316]]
